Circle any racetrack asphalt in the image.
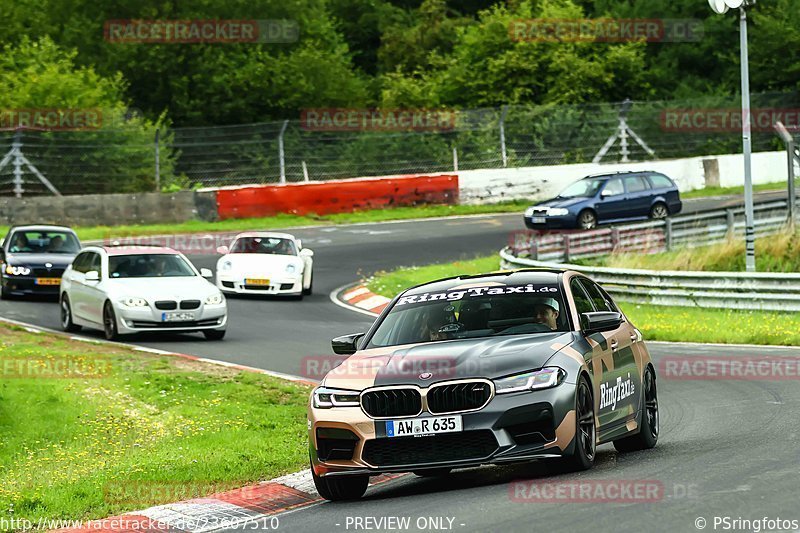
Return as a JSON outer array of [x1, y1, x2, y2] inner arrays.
[[2, 192, 798, 533]]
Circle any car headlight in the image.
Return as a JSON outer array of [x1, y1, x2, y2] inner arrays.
[[120, 297, 148, 308], [205, 292, 224, 306], [548, 208, 569, 216], [525, 207, 535, 217], [312, 387, 360, 408], [286, 264, 297, 274], [494, 368, 565, 394], [220, 261, 233, 271], [4, 264, 31, 276]]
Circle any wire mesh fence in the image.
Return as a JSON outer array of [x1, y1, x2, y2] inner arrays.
[[1, 91, 798, 195]]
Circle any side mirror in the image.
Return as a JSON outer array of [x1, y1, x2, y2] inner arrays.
[[200, 268, 213, 278], [580, 311, 623, 333], [85, 271, 100, 282], [299, 248, 314, 258], [332, 333, 364, 355], [600, 189, 613, 198], [216, 246, 229, 255]]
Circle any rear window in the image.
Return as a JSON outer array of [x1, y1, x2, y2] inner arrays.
[[367, 284, 568, 348], [648, 174, 674, 189]]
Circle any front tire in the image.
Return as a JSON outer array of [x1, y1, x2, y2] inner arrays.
[[311, 467, 369, 501], [302, 273, 313, 296], [60, 295, 81, 332], [577, 210, 597, 230], [613, 367, 659, 452], [203, 329, 226, 340], [103, 302, 120, 341], [558, 377, 596, 471]]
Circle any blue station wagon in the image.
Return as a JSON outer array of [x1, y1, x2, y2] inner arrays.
[[524, 171, 683, 230]]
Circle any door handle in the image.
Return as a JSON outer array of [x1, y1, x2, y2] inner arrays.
[[610, 339, 618, 351], [630, 332, 638, 343]]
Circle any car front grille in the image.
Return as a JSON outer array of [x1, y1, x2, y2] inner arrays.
[[362, 430, 498, 468], [32, 267, 65, 277], [129, 318, 221, 329], [180, 300, 201, 310], [361, 388, 422, 418], [243, 284, 271, 291], [427, 381, 492, 414], [155, 300, 177, 310]]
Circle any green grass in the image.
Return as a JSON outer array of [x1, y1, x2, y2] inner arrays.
[[365, 254, 800, 346], [587, 228, 800, 272], [0, 201, 530, 242], [0, 326, 311, 526], [680, 179, 794, 199]]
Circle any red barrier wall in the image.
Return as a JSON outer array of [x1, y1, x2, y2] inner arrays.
[[214, 174, 458, 220]]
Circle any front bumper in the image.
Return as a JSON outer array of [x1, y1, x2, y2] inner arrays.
[[216, 274, 302, 295], [1, 275, 62, 296], [523, 214, 578, 230], [113, 303, 228, 334], [309, 383, 578, 477]]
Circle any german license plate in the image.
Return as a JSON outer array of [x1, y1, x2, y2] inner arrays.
[[245, 278, 270, 286], [161, 312, 195, 322], [531, 216, 546, 224], [35, 278, 60, 286], [385, 415, 462, 438]]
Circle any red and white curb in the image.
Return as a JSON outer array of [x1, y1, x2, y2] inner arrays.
[[58, 471, 405, 532], [330, 284, 388, 317]]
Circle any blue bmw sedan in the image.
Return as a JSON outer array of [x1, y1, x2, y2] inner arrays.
[[524, 171, 682, 230]]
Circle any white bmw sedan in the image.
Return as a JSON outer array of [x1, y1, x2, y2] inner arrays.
[[215, 232, 313, 298], [60, 245, 227, 340]]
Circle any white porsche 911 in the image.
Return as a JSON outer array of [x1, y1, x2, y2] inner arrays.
[[215, 232, 313, 298]]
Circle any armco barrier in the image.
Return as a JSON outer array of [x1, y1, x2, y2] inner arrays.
[[499, 248, 800, 312], [213, 174, 458, 220]]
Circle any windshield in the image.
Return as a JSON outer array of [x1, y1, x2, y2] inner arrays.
[[367, 284, 568, 348], [108, 254, 196, 278], [6, 230, 80, 254], [230, 237, 297, 255], [557, 179, 606, 199]]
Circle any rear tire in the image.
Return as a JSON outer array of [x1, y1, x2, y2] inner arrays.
[[60, 295, 81, 332], [613, 367, 659, 452], [311, 467, 369, 501], [577, 210, 597, 230], [203, 329, 226, 340], [103, 302, 119, 341], [558, 377, 596, 472], [649, 202, 669, 220]]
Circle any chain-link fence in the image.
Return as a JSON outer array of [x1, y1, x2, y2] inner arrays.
[[1, 91, 798, 195]]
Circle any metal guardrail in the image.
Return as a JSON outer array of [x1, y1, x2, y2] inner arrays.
[[510, 199, 795, 263], [499, 248, 800, 312]]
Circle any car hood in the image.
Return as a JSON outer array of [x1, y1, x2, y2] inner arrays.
[[536, 197, 588, 209], [106, 276, 218, 300], [219, 253, 302, 271], [323, 331, 575, 390], [3, 253, 76, 267]]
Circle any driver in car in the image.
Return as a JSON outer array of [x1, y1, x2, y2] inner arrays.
[[530, 297, 559, 330], [417, 305, 456, 342]]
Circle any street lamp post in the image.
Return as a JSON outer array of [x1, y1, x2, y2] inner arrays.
[[708, 0, 756, 272]]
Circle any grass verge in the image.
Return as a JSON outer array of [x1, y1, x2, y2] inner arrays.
[[0, 201, 530, 242], [365, 255, 800, 346], [0, 325, 311, 526]]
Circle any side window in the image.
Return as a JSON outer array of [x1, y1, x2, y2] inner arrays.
[[648, 174, 674, 189], [602, 178, 624, 197], [88, 253, 102, 277], [624, 176, 650, 193], [570, 278, 596, 317], [72, 252, 89, 273], [581, 279, 617, 313]]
